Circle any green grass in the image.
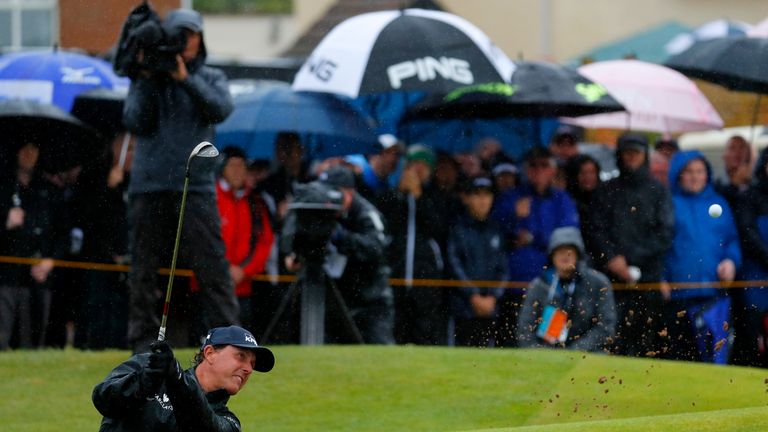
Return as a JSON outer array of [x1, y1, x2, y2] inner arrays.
[[1, 346, 767, 431]]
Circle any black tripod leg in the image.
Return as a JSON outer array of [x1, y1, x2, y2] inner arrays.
[[325, 274, 365, 344], [261, 276, 302, 344]]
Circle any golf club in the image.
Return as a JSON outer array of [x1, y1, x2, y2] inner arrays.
[[157, 141, 220, 341]]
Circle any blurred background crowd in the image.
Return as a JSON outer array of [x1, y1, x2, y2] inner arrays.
[[2, 0, 768, 369]]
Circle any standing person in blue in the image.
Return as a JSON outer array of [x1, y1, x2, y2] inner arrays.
[[517, 227, 616, 352], [731, 147, 768, 366], [663, 150, 741, 364], [589, 132, 674, 357], [92, 325, 274, 431], [491, 146, 579, 347], [447, 177, 508, 347], [123, 8, 236, 353]]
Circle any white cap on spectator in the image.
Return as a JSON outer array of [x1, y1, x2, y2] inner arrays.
[[378, 134, 405, 151]]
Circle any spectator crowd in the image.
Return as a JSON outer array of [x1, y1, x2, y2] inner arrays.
[[2, 11, 768, 368], [5, 119, 768, 368]]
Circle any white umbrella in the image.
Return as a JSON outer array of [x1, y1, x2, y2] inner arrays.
[[292, 8, 514, 98]]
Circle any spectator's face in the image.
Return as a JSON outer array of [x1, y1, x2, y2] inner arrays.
[[494, 172, 516, 193], [204, 345, 255, 395], [182, 30, 201, 62], [409, 160, 432, 184], [379, 146, 402, 174], [620, 148, 645, 171], [434, 158, 459, 189], [552, 245, 578, 278], [723, 138, 750, 171], [463, 189, 494, 220], [526, 157, 556, 191], [679, 158, 708, 194], [577, 161, 599, 192], [17, 143, 39, 171], [222, 156, 248, 190], [246, 166, 269, 189], [649, 152, 670, 186], [551, 136, 578, 161]]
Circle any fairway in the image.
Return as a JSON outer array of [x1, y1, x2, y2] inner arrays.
[[2, 346, 767, 431]]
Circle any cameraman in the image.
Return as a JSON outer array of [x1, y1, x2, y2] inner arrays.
[[123, 9, 237, 353], [281, 166, 395, 344]]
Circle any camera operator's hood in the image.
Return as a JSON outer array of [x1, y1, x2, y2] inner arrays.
[[163, 8, 207, 70]]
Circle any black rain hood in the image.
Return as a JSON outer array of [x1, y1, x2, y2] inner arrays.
[[163, 8, 207, 71], [615, 132, 650, 183]]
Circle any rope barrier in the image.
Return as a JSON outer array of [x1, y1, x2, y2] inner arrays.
[[1, 255, 766, 291]]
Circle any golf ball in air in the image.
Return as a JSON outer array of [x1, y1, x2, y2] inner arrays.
[[708, 204, 722, 218]]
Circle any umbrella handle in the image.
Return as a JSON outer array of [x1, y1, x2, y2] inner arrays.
[[118, 132, 131, 170]]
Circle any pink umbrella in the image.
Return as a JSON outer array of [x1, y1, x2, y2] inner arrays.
[[748, 17, 768, 37], [562, 59, 723, 133]]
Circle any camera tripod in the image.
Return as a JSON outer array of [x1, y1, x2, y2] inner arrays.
[[261, 260, 364, 345]]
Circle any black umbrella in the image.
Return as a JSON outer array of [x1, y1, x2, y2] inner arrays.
[[71, 87, 127, 136], [665, 36, 768, 132], [404, 61, 625, 120], [665, 36, 768, 94], [0, 99, 102, 173]]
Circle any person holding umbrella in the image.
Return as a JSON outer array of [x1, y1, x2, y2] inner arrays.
[[92, 325, 275, 431], [0, 141, 55, 350], [122, 8, 236, 353]]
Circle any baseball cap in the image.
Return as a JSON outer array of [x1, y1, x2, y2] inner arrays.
[[406, 144, 436, 167], [201, 326, 275, 373], [492, 163, 518, 176], [464, 176, 494, 194], [377, 134, 405, 152], [319, 165, 356, 189], [617, 132, 648, 153]]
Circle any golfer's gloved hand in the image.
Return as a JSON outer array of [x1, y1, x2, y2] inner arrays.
[[149, 340, 183, 384]]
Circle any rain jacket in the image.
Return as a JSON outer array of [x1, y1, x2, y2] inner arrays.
[[0, 172, 55, 285], [517, 227, 616, 351], [735, 148, 768, 310], [281, 191, 393, 307], [123, 9, 233, 195], [216, 179, 273, 297], [447, 212, 508, 320], [92, 353, 241, 432], [589, 138, 674, 283], [491, 183, 579, 284], [665, 150, 741, 301]]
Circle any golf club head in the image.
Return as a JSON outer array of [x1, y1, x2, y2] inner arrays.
[[185, 141, 220, 175]]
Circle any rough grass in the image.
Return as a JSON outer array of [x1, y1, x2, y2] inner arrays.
[[1, 346, 767, 431]]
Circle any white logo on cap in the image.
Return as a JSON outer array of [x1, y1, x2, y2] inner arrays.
[[244, 334, 257, 345]]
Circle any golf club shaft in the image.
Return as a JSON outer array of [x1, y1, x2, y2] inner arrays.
[[158, 175, 190, 341]]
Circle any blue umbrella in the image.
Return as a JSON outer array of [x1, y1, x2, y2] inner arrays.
[[0, 50, 129, 111], [215, 85, 378, 160]]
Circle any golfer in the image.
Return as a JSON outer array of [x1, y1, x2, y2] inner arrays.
[[92, 326, 274, 431]]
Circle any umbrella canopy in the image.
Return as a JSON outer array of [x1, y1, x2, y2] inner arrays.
[[215, 84, 378, 160], [0, 99, 102, 172], [292, 8, 514, 98], [0, 50, 129, 111], [404, 61, 625, 120], [665, 36, 768, 94], [563, 60, 723, 133], [664, 19, 752, 56], [70, 87, 128, 136]]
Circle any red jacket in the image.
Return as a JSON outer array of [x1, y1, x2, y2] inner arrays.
[[216, 179, 274, 297]]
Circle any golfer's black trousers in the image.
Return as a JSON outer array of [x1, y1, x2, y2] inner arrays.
[[127, 191, 239, 351]]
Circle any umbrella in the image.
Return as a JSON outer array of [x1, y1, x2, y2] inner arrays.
[[215, 84, 378, 160], [292, 8, 514, 98], [0, 50, 129, 111], [71, 87, 128, 135], [0, 99, 102, 173], [563, 59, 723, 134], [404, 61, 625, 119], [664, 19, 752, 56], [665, 36, 768, 94]]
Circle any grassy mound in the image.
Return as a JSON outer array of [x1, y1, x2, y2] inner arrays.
[[2, 346, 767, 431]]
